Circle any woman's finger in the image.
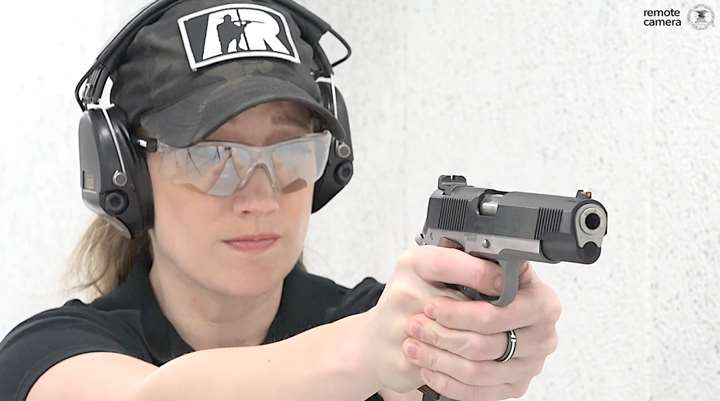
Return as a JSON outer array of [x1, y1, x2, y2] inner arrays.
[[410, 245, 506, 297], [403, 335, 545, 387], [418, 366, 533, 401], [406, 313, 559, 361], [425, 282, 561, 334]]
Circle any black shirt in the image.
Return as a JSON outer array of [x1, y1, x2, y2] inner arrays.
[[0, 252, 386, 401]]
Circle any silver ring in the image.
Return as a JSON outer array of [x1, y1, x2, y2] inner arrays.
[[494, 329, 517, 363]]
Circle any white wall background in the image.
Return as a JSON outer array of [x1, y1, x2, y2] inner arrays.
[[0, 1, 718, 400]]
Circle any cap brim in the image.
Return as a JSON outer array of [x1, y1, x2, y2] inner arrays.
[[139, 75, 345, 148]]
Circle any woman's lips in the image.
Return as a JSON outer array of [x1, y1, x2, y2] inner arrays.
[[224, 238, 278, 253]]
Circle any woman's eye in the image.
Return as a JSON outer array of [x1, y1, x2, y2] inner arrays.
[[189, 146, 225, 162]]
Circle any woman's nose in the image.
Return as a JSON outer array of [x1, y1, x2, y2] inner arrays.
[[231, 165, 280, 215]]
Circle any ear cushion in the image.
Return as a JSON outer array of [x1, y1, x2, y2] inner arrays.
[[312, 82, 354, 213], [78, 107, 154, 238]]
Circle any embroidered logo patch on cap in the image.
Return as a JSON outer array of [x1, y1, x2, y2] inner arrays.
[[178, 3, 301, 71]]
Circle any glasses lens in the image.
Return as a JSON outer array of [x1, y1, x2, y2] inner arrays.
[[159, 144, 230, 191], [160, 132, 332, 196], [272, 139, 319, 189]]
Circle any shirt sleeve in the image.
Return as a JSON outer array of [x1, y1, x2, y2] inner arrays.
[[324, 276, 386, 323], [0, 305, 142, 401]]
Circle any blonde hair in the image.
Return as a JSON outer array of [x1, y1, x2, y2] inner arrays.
[[64, 217, 152, 300]]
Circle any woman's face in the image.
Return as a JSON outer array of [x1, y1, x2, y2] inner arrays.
[[146, 100, 316, 298]]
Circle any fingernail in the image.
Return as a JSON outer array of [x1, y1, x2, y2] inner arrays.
[[494, 276, 503, 291], [425, 303, 435, 319], [404, 341, 419, 359], [409, 321, 421, 338]]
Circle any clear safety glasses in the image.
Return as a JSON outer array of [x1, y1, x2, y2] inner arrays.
[[150, 131, 332, 196]]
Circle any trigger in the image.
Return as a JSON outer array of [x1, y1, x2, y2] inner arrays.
[[438, 237, 465, 251]]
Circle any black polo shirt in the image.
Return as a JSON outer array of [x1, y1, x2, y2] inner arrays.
[[0, 252, 386, 401]]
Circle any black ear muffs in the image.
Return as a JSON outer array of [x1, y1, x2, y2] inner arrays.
[[312, 81, 354, 213], [78, 107, 154, 238]]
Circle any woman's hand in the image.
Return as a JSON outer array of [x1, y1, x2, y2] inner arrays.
[[403, 255, 562, 400], [362, 244, 562, 400], [360, 245, 470, 393]]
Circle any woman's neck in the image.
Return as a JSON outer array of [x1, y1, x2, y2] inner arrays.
[[148, 257, 284, 350]]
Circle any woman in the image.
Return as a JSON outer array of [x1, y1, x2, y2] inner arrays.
[[0, 1, 561, 401]]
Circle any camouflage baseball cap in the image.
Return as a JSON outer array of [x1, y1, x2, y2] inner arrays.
[[110, 0, 344, 148]]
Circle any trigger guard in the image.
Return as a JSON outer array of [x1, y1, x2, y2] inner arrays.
[[491, 259, 522, 306]]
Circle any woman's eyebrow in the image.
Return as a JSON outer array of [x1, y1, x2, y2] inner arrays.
[[270, 112, 312, 129], [266, 131, 305, 146]]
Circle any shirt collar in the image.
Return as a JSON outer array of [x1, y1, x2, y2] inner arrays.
[[108, 251, 309, 365]]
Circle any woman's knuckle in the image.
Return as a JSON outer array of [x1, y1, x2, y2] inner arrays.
[[550, 297, 562, 322], [427, 350, 439, 370], [389, 285, 416, 305], [469, 383, 492, 401], [533, 360, 546, 377], [434, 376, 451, 396], [459, 334, 487, 360], [510, 381, 531, 398], [480, 338, 496, 362], [530, 327, 557, 356], [475, 308, 495, 331], [454, 360, 473, 384], [426, 326, 440, 346], [466, 360, 489, 384], [428, 248, 447, 276], [542, 288, 562, 322], [396, 249, 417, 270], [521, 358, 543, 378], [392, 352, 416, 378], [546, 331, 559, 354], [539, 297, 559, 324]]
